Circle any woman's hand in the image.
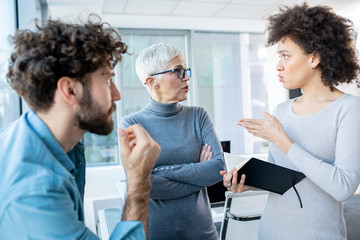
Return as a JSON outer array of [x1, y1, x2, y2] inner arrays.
[[237, 112, 293, 154], [220, 168, 256, 193], [199, 143, 213, 162]]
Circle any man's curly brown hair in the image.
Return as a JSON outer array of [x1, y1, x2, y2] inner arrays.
[[7, 14, 128, 112], [266, 2, 360, 89]]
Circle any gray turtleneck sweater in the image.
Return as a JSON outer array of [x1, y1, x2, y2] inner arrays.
[[120, 98, 224, 240]]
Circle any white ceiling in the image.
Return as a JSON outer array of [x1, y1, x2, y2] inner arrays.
[[46, 0, 360, 31]]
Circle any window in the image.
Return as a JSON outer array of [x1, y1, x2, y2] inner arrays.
[[193, 32, 269, 154], [84, 127, 119, 165], [0, 0, 19, 128]]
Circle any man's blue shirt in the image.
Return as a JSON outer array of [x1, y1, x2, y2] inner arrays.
[[0, 111, 144, 239]]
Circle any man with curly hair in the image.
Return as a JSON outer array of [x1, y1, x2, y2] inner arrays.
[[0, 16, 160, 239], [223, 3, 360, 239]]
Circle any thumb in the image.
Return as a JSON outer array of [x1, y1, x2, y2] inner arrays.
[[263, 112, 274, 121], [117, 128, 130, 156], [220, 170, 227, 176]]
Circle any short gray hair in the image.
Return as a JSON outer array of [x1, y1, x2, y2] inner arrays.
[[135, 43, 182, 90]]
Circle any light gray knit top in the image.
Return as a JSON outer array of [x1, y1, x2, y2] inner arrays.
[[120, 98, 224, 240], [259, 94, 360, 240]]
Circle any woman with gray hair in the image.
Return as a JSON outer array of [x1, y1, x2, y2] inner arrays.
[[120, 43, 224, 240]]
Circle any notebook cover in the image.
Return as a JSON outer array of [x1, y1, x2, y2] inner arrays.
[[237, 158, 306, 195]]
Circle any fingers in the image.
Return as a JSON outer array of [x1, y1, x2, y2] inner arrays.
[[119, 124, 157, 158], [238, 173, 246, 188], [232, 168, 238, 187], [222, 167, 251, 193], [263, 112, 275, 121], [199, 144, 207, 160], [205, 145, 212, 160], [237, 119, 264, 133], [237, 118, 263, 125], [199, 144, 213, 162], [223, 168, 235, 187], [118, 128, 130, 156], [127, 124, 149, 143], [263, 112, 271, 119]]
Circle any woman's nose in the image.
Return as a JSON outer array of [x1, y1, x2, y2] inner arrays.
[[276, 61, 284, 71], [182, 70, 191, 82]]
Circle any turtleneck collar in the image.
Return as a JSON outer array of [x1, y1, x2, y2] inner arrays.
[[146, 97, 183, 117]]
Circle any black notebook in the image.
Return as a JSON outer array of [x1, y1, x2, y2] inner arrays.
[[224, 153, 305, 195]]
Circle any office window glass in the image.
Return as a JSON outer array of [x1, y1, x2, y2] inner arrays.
[[193, 32, 268, 154], [84, 121, 119, 165], [0, 0, 19, 128]]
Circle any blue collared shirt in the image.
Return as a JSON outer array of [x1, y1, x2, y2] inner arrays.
[[0, 111, 144, 239]]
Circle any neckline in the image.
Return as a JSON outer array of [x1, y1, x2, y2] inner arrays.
[[289, 93, 348, 117], [146, 97, 182, 117], [26, 111, 76, 175]]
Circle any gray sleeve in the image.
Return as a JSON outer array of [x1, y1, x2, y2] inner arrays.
[[119, 116, 135, 129], [150, 175, 202, 200], [152, 108, 224, 187], [287, 101, 360, 202], [120, 116, 203, 200]]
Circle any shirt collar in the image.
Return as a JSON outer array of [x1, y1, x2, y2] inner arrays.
[[26, 111, 77, 175]]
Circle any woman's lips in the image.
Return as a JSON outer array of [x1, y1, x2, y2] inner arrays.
[[278, 75, 283, 82]]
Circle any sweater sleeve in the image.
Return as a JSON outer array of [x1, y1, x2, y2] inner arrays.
[[119, 115, 203, 200], [287, 98, 360, 202], [150, 175, 203, 200], [152, 108, 225, 187]]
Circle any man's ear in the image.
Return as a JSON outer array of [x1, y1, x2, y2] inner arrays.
[[145, 77, 159, 88], [57, 77, 82, 104]]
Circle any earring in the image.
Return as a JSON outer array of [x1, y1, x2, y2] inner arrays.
[[312, 65, 316, 69]]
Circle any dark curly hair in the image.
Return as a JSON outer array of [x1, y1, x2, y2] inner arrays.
[[266, 2, 360, 90], [7, 14, 128, 112]]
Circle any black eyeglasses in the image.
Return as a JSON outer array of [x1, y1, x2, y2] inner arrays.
[[150, 68, 191, 80]]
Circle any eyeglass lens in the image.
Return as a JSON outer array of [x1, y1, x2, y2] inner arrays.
[[176, 68, 190, 79]]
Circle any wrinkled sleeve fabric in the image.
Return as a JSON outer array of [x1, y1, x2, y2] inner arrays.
[[151, 109, 224, 187], [2, 190, 97, 240], [150, 175, 203, 200], [110, 221, 145, 240], [119, 116, 203, 199], [1, 190, 144, 240]]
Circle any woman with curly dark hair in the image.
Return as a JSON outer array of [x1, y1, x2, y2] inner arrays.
[[223, 3, 360, 239]]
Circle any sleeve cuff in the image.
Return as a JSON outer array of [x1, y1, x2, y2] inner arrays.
[[109, 221, 145, 240]]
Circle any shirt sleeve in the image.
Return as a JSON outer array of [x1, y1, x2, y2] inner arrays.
[[150, 175, 203, 200], [150, 108, 225, 187], [1, 191, 144, 240], [1, 192, 98, 240], [110, 221, 145, 240], [286, 99, 360, 202]]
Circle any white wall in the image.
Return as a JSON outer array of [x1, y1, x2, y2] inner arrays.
[[84, 166, 127, 234]]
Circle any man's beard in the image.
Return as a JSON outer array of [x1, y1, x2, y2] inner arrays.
[[75, 87, 116, 135]]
